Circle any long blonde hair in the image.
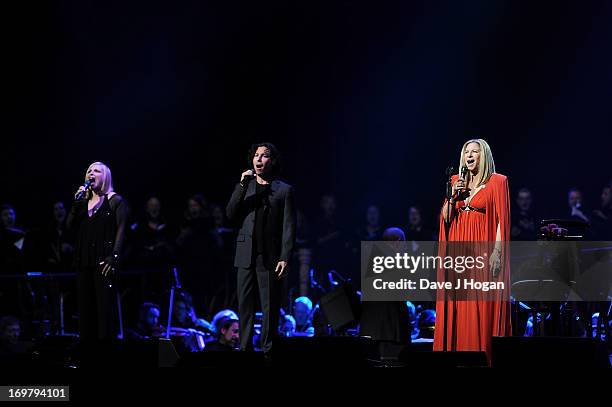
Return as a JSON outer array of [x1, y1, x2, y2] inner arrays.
[[85, 161, 114, 199], [458, 139, 495, 187]]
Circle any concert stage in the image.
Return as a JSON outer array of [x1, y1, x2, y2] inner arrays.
[[5, 336, 610, 369]]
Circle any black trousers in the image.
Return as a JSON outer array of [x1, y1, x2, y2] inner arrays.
[[237, 254, 280, 353], [76, 266, 119, 342]]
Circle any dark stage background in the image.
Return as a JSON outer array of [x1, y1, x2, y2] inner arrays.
[[3, 0, 611, 229]]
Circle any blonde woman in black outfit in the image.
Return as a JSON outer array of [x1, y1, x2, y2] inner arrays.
[[67, 162, 128, 342]]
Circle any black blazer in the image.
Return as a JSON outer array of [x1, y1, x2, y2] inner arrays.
[[226, 178, 296, 270]]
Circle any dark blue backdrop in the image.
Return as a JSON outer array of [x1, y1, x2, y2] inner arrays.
[[3, 0, 611, 230]]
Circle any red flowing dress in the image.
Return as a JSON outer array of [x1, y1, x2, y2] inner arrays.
[[433, 173, 512, 359]]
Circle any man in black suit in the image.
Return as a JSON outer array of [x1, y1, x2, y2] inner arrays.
[[226, 142, 296, 354]]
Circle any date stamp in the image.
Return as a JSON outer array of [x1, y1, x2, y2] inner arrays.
[[0, 386, 69, 401]]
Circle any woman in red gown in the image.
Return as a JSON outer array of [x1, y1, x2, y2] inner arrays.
[[433, 139, 512, 360]]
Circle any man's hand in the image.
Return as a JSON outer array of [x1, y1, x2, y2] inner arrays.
[[275, 261, 288, 279]]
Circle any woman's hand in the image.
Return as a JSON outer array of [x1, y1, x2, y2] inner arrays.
[[100, 254, 118, 279], [452, 179, 464, 195], [101, 262, 113, 277], [452, 179, 470, 201], [489, 249, 501, 277], [74, 186, 87, 200]]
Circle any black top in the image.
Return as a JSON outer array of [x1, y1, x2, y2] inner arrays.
[[406, 225, 435, 241], [226, 179, 296, 270], [254, 182, 271, 255], [67, 194, 129, 269], [592, 207, 612, 240], [129, 216, 174, 267], [511, 208, 538, 241], [0, 227, 26, 273]]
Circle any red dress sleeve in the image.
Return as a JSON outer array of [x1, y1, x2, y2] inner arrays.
[[493, 174, 511, 242], [438, 174, 460, 242], [492, 173, 512, 337], [491, 174, 511, 282]]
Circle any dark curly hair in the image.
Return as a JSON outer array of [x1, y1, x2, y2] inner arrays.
[[247, 142, 281, 176]]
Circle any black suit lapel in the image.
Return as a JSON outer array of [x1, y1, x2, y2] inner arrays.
[[245, 178, 256, 200], [270, 180, 280, 198]]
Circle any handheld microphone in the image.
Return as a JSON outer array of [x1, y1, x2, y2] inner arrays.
[[455, 166, 469, 197], [75, 178, 95, 201]]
